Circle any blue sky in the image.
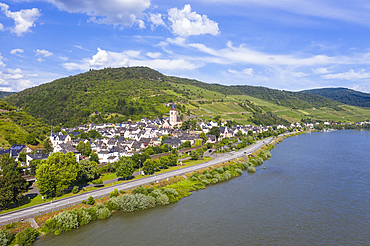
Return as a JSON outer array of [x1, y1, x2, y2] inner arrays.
[[1, 0, 370, 93]]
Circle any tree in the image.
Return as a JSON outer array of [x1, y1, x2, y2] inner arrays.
[[18, 152, 27, 163], [36, 152, 80, 197], [84, 142, 91, 156], [161, 135, 169, 145], [90, 152, 99, 164], [42, 139, 53, 154], [116, 158, 134, 180], [76, 141, 85, 155], [78, 160, 98, 182], [190, 150, 199, 160], [0, 155, 28, 208], [131, 152, 150, 169], [26, 134, 39, 145], [142, 159, 156, 175], [160, 155, 169, 169], [167, 154, 178, 166], [209, 127, 221, 140], [182, 141, 191, 149], [199, 132, 207, 144]]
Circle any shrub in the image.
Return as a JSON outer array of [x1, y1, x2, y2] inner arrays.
[[191, 176, 198, 181], [15, 227, 40, 246], [147, 195, 156, 208], [155, 194, 169, 205], [95, 203, 111, 219], [133, 194, 149, 210], [76, 208, 92, 226], [213, 174, 222, 182], [241, 162, 249, 169], [119, 194, 136, 212], [164, 188, 178, 197], [235, 168, 243, 175], [247, 166, 256, 173], [119, 190, 126, 194], [201, 179, 210, 185], [0, 230, 9, 246], [216, 167, 224, 174], [149, 189, 162, 198], [110, 189, 119, 198], [88, 196, 95, 205], [198, 174, 207, 180], [211, 178, 218, 184], [106, 197, 120, 211], [45, 210, 79, 232], [91, 179, 103, 185], [223, 173, 229, 180], [132, 186, 148, 195], [205, 173, 212, 179], [81, 200, 87, 204], [72, 186, 79, 194], [225, 171, 232, 179]]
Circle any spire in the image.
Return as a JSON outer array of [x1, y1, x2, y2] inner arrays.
[[50, 125, 54, 136], [171, 99, 175, 110]]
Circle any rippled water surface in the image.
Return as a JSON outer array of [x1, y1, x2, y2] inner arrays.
[[35, 130, 370, 246]]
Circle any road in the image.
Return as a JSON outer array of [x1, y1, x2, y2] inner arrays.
[[0, 137, 277, 226]]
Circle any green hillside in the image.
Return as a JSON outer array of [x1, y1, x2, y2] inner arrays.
[[0, 100, 50, 148], [5, 67, 370, 127], [302, 87, 370, 108], [0, 91, 14, 99]]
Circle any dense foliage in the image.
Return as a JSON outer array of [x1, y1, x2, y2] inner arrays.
[[302, 87, 370, 108]]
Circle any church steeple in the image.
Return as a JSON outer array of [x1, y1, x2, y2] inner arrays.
[[171, 99, 175, 110]]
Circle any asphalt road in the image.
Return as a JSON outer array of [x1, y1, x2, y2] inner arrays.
[[0, 137, 277, 226]]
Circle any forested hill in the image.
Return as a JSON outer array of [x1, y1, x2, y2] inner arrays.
[[0, 91, 14, 99], [0, 100, 50, 148], [5, 66, 341, 127], [302, 88, 370, 108]]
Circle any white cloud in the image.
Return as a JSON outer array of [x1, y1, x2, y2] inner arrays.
[[351, 84, 370, 93], [167, 37, 187, 47], [35, 49, 53, 57], [0, 53, 5, 67], [146, 52, 162, 58], [322, 69, 370, 80], [36, 58, 44, 62], [292, 72, 309, 77], [0, 23, 3, 31], [242, 68, 254, 76], [0, 68, 34, 91], [136, 19, 145, 29], [59, 56, 68, 61], [168, 4, 220, 37], [64, 47, 203, 71], [45, 0, 150, 27], [312, 67, 330, 74], [148, 13, 166, 30], [0, 3, 41, 36], [10, 48, 24, 55]]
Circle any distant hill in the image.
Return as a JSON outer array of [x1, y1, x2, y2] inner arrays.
[[0, 91, 14, 99], [4, 67, 368, 127], [0, 100, 49, 148], [302, 88, 370, 108]]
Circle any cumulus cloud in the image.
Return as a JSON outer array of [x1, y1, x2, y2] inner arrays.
[[36, 58, 44, 62], [168, 4, 220, 37], [148, 13, 166, 30], [312, 67, 330, 74], [35, 49, 53, 57], [136, 19, 145, 29], [64, 47, 203, 71], [0, 3, 41, 36], [322, 69, 370, 80], [10, 48, 24, 55], [146, 52, 162, 58], [0, 68, 34, 91], [45, 0, 150, 27], [0, 23, 3, 31]]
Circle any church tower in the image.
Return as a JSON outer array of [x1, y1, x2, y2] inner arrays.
[[169, 99, 177, 127]]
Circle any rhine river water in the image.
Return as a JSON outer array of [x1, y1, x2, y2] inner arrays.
[[35, 130, 370, 246]]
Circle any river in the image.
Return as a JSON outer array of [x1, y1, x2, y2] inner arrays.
[[35, 130, 370, 245]]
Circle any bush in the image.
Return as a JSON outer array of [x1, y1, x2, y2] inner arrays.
[[164, 188, 178, 197], [133, 194, 149, 210], [225, 171, 232, 179], [106, 197, 120, 211], [247, 166, 256, 173], [191, 176, 198, 181], [72, 186, 79, 194], [0, 229, 9, 246], [15, 227, 40, 246], [211, 178, 218, 184], [216, 167, 224, 174], [119, 190, 126, 194], [119, 194, 136, 212], [223, 172, 229, 180], [198, 174, 207, 180], [110, 189, 119, 198], [201, 179, 210, 185], [88, 196, 95, 205], [81, 200, 87, 204], [132, 186, 148, 195], [147, 195, 156, 208], [91, 179, 103, 185], [45, 210, 79, 232], [213, 174, 222, 182], [205, 173, 212, 179], [95, 203, 111, 219], [76, 208, 92, 225], [235, 168, 243, 175], [156, 194, 169, 205], [241, 162, 249, 169]]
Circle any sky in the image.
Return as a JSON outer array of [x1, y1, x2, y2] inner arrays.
[[1, 0, 370, 93]]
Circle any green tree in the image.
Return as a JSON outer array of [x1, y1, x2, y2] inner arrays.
[[160, 155, 169, 169], [199, 132, 207, 144], [208, 126, 221, 140], [42, 139, 53, 153], [182, 141, 191, 149], [160, 135, 169, 145], [88, 130, 102, 139], [76, 141, 85, 155], [84, 142, 92, 156], [78, 160, 98, 182], [167, 154, 178, 166], [142, 159, 156, 175], [90, 152, 100, 164], [116, 158, 134, 180], [0, 155, 28, 208], [36, 152, 80, 197], [18, 152, 27, 162]]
